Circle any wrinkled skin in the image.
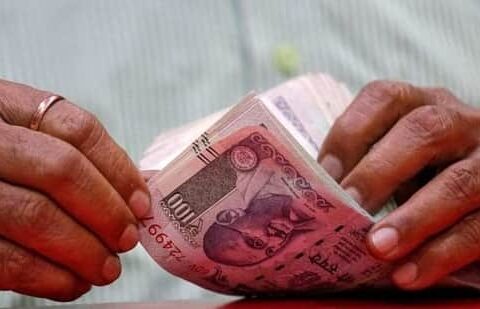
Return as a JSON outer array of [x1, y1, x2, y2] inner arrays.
[[0, 79, 150, 301], [319, 80, 480, 290], [4, 76, 478, 300]]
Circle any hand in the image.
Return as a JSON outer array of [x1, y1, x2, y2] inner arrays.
[[0, 80, 150, 301], [318, 80, 480, 290]]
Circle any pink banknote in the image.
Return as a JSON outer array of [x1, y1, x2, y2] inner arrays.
[[141, 126, 387, 295]]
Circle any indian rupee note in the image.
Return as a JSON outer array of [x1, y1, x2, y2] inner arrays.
[[141, 126, 387, 295], [140, 72, 480, 294]]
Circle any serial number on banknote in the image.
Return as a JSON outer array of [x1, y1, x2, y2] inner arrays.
[[140, 216, 186, 262]]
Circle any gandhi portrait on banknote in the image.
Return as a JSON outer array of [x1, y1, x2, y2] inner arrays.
[[203, 154, 321, 267]]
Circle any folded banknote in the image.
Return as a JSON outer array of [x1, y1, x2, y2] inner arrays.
[[140, 73, 480, 295]]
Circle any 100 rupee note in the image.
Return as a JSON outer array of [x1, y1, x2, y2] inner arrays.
[[142, 126, 387, 295], [140, 73, 480, 295]]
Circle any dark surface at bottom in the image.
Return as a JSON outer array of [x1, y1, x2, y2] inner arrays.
[[28, 289, 480, 309]]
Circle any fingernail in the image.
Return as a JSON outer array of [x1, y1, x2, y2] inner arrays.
[[129, 190, 151, 218], [118, 224, 139, 252], [345, 186, 363, 205], [102, 256, 121, 283], [393, 262, 418, 286], [370, 226, 399, 256], [319, 154, 343, 181]]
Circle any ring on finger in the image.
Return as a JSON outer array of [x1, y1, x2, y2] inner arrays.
[[29, 95, 64, 131]]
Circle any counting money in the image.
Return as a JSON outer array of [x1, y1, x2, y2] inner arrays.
[[142, 126, 386, 294], [140, 73, 480, 294]]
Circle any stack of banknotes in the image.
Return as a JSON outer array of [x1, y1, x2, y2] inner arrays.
[[140, 73, 480, 295]]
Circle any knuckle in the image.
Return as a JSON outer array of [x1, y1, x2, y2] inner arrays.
[[361, 80, 389, 97], [44, 146, 85, 183], [442, 160, 480, 202], [423, 241, 451, 264], [358, 80, 394, 107], [108, 148, 132, 178], [374, 159, 398, 183], [59, 105, 105, 150], [360, 80, 414, 104], [362, 80, 394, 97], [332, 114, 364, 142], [427, 87, 459, 105], [362, 149, 397, 178], [0, 245, 39, 287], [0, 92, 11, 122], [0, 81, 49, 124], [16, 193, 59, 235], [433, 87, 454, 100], [418, 240, 459, 283], [403, 105, 456, 144], [457, 215, 480, 250], [345, 81, 416, 136], [76, 109, 105, 151]]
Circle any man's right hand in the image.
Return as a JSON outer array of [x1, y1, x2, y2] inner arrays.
[[0, 79, 150, 301], [319, 80, 480, 290]]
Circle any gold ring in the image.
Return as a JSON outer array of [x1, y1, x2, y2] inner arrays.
[[29, 95, 64, 130]]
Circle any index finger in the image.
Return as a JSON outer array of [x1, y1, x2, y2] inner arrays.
[[318, 80, 427, 181], [0, 79, 150, 218]]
